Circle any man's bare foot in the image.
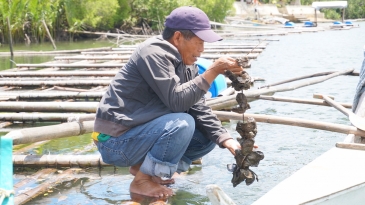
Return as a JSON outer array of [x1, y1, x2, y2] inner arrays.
[[130, 170, 174, 198], [130, 164, 175, 185]]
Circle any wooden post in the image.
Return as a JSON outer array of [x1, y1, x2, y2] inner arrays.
[[342, 9, 345, 23], [314, 8, 317, 26], [6, 17, 14, 57], [42, 20, 57, 50]]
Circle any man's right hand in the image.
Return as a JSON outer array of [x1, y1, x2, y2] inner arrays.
[[202, 56, 243, 85]]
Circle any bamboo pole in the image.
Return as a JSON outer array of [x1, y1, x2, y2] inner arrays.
[[82, 51, 134, 55], [336, 142, 365, 150], [0, 80, 111, 86], [53, 52, 260, 61], [51, 86, 107, 92], [0, 102, 97, 112], [113, 45, 267, 51], [0, 77, 111, 81], [16, 63, 125, 68], [256, 95, 352, 108], [257, 71, 337, 89], [0, 91, 104, 100], [54, 55, 131, 61], [0, 71, 117, 77], [81, 48, 264, 55], [7, 17, 13, 57], [67, 30, 153, 38], [13, 155, 110, 167], [213, 111, 365, 136], [6, 120, 94, 145], [207, 69, 354, 110], [0, 113, 95, 122], [201, 53, 259, 59], [14, 168, 81, 205], [116, 43, 268, 47], [42, 20, 56, 50], [0, 47, 112, 56]]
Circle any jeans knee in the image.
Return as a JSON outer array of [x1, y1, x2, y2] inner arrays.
[[168, 113, 195, 137], [206, 141, 216, 153]]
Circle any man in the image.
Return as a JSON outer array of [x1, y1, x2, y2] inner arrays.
[[93, 6, 243, 198]]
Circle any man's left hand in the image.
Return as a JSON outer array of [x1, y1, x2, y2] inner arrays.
[[222, 139, 241, 156]]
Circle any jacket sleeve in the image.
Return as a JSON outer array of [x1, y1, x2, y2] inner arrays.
[[135, 42, 210, 112], [188, 97, 232, 148]]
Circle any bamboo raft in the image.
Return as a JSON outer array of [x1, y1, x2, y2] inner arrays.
[[0, 36, 362, 204]]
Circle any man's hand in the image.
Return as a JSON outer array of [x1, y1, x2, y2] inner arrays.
[[223, 139, 259, 156], [210, 56, 243, 75], [202, 56, 243, 85], [222, 139, 241, 156]]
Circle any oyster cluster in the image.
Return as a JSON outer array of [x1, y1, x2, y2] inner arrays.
[[230, 117, 264, 187], [224, 70, 252, 91], [225, 58, 264, 187]]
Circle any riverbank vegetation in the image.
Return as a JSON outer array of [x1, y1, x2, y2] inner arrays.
[[0, 0, 235, 44], [0, 0, 364, 45]]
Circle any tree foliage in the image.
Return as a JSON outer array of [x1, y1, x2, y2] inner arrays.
[[0, 0, 363, 44], [0, 0, 236, 43]]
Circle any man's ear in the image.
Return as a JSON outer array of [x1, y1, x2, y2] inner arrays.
[[171, 31, 183, 47]]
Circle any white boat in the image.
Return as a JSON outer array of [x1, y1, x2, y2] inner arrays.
[[251, 47, 365, 205]]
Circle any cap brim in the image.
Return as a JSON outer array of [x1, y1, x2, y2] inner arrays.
[[192, 29, 222, 43]]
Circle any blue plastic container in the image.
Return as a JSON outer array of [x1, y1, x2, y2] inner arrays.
[[284, 21, 295, 28], [304, 21, 314, 27], [196, 58, 227, 98], [0, 136, 14, 205]]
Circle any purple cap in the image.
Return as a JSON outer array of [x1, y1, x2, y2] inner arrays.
[[165, 6, 222, 43]]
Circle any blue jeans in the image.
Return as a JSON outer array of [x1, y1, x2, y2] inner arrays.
[[96, 113, 216, 178]]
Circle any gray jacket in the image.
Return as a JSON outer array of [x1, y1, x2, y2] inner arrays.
[[94, 35, 231, 147]]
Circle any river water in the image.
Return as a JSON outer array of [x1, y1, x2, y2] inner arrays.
[[8, 21, 365, 204]]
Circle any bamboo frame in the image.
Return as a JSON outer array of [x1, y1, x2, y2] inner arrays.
[[256, 95, 352, 108], [213, 111, 365, 136], [13, 155, 109, 167], [0, 80, 111, 86], [0, 113, 95, 122], [7, 120, 94, 145], [0, 102, 97, 112], [0, 47, 112, 56], [207, 69, 354, 110], [0, 92, 104, 100], [16, 63, 125, 68], [0, 71, 117, 77]]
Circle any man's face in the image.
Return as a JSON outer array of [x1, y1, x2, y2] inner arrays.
[[177, 34, 204, 65]]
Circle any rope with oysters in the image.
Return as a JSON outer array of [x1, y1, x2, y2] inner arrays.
[[225, 57, 264, 187]]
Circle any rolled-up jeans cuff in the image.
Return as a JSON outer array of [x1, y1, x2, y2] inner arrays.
[[177, 156, 192, 173], [140, 153, 178, 178]]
